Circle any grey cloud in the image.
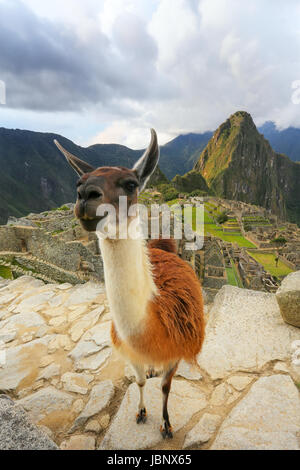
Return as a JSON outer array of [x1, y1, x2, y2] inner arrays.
[[1, 0, 300, 142], [0, 0, 174, 112]]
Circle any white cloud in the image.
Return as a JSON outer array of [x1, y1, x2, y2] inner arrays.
[[89, 120, 174, 149], [1, 0, 300, 147]]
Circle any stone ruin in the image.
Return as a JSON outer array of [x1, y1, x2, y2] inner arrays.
[[0, 206, 104, 285], [0, 198, 296, 299]]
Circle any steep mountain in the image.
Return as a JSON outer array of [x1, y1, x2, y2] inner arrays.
[[172, 170, 209, 194], [258, 121, 300, 162], [158, 121, 300, 179], [0, 128, 166, 224], [194, 111, 300, 225], [159, 132, 213, 179]]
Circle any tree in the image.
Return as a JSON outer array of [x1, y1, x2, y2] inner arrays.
[[216, 212, 229, 224], [189, 189, 208, 197], [243, 223, 252, 232], [271, 236, 287, 246]]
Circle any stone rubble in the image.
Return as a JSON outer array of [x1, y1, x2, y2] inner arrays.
[[99, 378, 207, 450], [198, 285, 300, 379], [71, 380, 115, 431], [276, 271, 300, 327], [183, 413, 222, 449], [0, 395, 58, 450], [211, 375, 300, 450], [0, 275, 299, 451]]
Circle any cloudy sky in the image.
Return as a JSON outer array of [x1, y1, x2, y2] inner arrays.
[[0, 0, 300, 148]]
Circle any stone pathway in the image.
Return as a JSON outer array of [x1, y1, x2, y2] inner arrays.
[[0, 275, 299, 450]]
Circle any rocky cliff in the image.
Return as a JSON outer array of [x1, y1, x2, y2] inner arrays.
[[194, 111, 300, 225]]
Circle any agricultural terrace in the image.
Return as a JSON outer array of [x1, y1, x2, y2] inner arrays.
[[247, 250, 294, 278]]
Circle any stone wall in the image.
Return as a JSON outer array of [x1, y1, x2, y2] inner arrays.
[[0, 224, 104, 283]]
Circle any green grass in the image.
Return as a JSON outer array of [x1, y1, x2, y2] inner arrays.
[[226, 267, 239, 286], [204, 211, 214, 224], [182, 208, 256, 247], [247, 251, 294, 278], [204, 222, 256, 247], [242, 216, 271, 226], [184, 208, 256, 247], [167, 204, 257, 248], [204, 202, 223, 216], [166, 199, 181, 207], [51, 205, 70, 212], [0, 265, 13, 279]]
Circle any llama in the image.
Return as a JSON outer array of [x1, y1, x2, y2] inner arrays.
[[54, 130, 205, 439]]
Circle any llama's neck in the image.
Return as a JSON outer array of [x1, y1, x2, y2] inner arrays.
[[98, 236, 157, 341]]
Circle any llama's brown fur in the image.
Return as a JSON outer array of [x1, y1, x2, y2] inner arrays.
[[111, 240, 205, 366]]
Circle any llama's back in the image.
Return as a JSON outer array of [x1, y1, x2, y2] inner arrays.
[[147, 238, 177, 254]]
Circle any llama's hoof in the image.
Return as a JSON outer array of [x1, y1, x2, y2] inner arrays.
[[160, 422, 173, 439], [136, 407, 147, 424]]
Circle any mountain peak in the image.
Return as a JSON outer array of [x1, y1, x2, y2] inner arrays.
[[194, 111, 257, 184], [193, 111, 300, 224]]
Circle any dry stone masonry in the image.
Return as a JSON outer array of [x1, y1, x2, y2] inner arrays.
[[0, 274, 299, 450]]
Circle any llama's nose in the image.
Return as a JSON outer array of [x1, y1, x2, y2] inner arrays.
[[85, 188, 103, 200]]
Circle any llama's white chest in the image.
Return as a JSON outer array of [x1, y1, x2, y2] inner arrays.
[[98, 238, 156, 342]]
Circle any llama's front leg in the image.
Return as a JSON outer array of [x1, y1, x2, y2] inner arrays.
[[160, 361, 178, 439], [131, 363, 147, 424]]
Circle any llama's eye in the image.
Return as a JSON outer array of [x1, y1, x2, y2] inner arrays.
[[125, 182, 138, 193]]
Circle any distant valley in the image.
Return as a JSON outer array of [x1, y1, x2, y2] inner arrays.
[[0, 114, 299, 225]]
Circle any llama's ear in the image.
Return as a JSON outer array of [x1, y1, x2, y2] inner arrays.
[[54, 139, 95, 176], [132, 129, 159, 191]]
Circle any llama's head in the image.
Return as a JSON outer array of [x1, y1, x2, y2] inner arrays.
[[54, 129, 159, 235]]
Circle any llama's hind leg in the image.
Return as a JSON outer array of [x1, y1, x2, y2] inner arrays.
[[131, 362, 147, 424], [160, 361, 179, 439]]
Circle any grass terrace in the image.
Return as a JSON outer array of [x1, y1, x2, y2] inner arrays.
[[203, 212, 256, 247], [222, 217, 241, 233], [242, 216, 271, 226], [226, 261, 243, 288], [226, 267, 238, 286], [0, 265, 13, 280], [138, 192, 163, 206], [247, 251, 294, 278], [148, 200, 257, 249]]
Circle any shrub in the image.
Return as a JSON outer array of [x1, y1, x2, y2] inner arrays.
[[271, 237, 287, 245], [189, 189, 208, 197], [216, 212, 229, 224], [163, 188, 179, 202]]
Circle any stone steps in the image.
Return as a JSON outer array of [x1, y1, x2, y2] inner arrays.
[[0, 258, 55, 284], [0, 251, 99, 285]]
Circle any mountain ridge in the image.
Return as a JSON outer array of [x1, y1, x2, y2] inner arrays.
[[193, 111, 300, 225], [0, 127, 166, 224], [1, 112, 300, 225]]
